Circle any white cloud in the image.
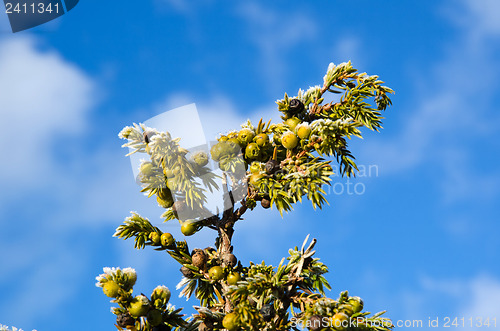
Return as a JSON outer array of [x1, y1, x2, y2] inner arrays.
[[0, 35, 98, 326], [332, 37, 363, 68], [392, 274, 500, 330], [459, 276, 500, 328], [418, 274, 500, 330], [0, 36, 95, 196], [359, 2, 500, 205], [237, 2, 317, 91]]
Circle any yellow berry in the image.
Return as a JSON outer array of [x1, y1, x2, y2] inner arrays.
[[103, 281, 120, 298]]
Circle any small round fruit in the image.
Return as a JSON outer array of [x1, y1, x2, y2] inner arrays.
[[208, 266, 224, 281], [210, 143, 225, 162], [261, 199, 271, 209], [296, 123, 312, 139], [152, 285, 171, 302], [192, 151, 209, 167], [222, 312, 239, 331], [157, 196, 174, 209], [265, 160, 279, 174], [238, 128, 255, 145], [180, 266, 194, 278], [254, 133, 270, 147], [140, 162, 154, 176], [250, 162, 261, 174], [227, 272, 241, 285], [285, 117, 301, 131], [339, 304, 354, 316], [308, 315, 323, 331], [260, 304, 275, 322], [245, 143, 260, 159], [163, 167, 174, 178], [147, 309, 164, 326], [157, 187, 173, 202], [223, 253, 237, 267], [289, 98, 305, 113], [103, 281, 120, 298], [331, 312, 349, 330], [116, 313, 136, 328], [249, 173, 264, 186], [149, 232, 161, 245], [348, 296, 364, 313], [161, 233, 175, 247], [124, 268, 137, 286], [191, 249, 207, 269], [181, 221, 198, 236], [128, 295, 150, 318], [281, 131, 299, 149]]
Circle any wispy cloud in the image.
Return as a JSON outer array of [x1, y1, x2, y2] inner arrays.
[[237, 2, 317, 92], [0, 35, 98, 326], [0, 36, 95, 198], [359, 1, 500, 205]]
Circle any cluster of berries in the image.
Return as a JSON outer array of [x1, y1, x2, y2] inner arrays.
[[307, 296, 364, 331], [96, 268, 173, 330], [180, 248, 242, 285]]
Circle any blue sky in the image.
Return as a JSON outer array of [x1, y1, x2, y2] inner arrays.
[[1, 0, 500, 330]]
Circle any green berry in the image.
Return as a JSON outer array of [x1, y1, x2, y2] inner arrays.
[[285, 117, 301, 131], [140, 162, 154, 176], [245, 143, 260, 159], [210, 143, 225, 162], [250, 162, 261, 174], [227, 272, 241, 285], [331, 312, 349, 330], [208, 266, 224, 281], [152, 285, 171, 302], [254, 133, 270, 147], [181, 221, 198, 236], [103, 281, 120, 298], [281, 131, 299, 149], [238, 128, 255, 145], [348, 296, 364, 313], [161, 233, 175, 247], [191, 151, 209, 167], [147, 309, 164, 326], [128, 295, 150, 318], [149, 232, 161, 245], [157, 195, 174, 209], [296, 123, 311, 139], [222, 312, 239, 331]]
